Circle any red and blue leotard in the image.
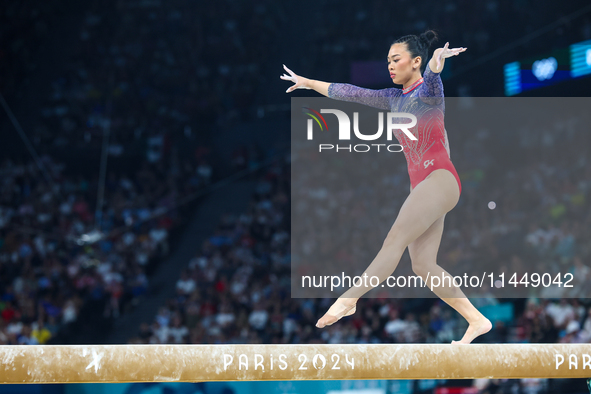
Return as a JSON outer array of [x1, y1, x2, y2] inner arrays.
[[327, 66, 461, 195]]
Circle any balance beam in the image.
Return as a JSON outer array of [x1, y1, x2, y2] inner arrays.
[[1, 344, 591, 383]]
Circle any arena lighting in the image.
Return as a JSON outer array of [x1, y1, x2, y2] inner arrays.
[[532, 57, 558, 81], [570, 39, 591, 78], [504, 62, 521, 96], [75, 229, 104, 245], [1, 344, 591, 383]]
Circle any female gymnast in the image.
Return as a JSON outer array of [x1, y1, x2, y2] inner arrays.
[[281, 30, 492, 344]]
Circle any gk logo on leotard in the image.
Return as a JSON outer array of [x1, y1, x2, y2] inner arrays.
[[424, 159, 434, 169]]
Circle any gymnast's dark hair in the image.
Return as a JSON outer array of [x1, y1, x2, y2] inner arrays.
[[392, 30, 438, 73]]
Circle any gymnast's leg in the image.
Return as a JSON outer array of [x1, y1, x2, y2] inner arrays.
[[316, 169, 461, 328], [408, 214, 492, 344]]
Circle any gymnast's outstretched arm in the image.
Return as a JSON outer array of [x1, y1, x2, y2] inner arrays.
[[280, 64, 395, 111], [419, 42, 467, 104], [428, 42, 466, 74]]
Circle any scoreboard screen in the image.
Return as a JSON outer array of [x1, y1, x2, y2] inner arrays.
[[571, 39, 591, 78], [504, 39, 591, 96]]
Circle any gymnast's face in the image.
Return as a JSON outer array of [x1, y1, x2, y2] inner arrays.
[[387, 43, 422, 85]]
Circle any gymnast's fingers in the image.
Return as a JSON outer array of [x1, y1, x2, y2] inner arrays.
[[283, 64, 296, 77]]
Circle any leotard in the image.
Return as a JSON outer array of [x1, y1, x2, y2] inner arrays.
[[327, 66, 461, 195]]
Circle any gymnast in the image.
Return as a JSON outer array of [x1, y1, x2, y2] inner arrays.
[[281, 30, 492, 344]]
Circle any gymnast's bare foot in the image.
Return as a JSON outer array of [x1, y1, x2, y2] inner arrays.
[[316, 298, 357, 328], [452, 317, 492, 344]]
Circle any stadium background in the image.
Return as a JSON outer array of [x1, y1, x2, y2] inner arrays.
[[1, 0, 591, 393]]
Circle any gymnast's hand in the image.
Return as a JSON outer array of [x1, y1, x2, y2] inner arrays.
[[433, 42, 467, 71], [280, 64, 312, 93]]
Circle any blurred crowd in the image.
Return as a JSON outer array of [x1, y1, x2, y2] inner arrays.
[[0, 1, 55, 98], [0, 147, 212, 345], [22, 0, 281, 152], [4, 1, 591, 154], [1, 0, 221, 345]]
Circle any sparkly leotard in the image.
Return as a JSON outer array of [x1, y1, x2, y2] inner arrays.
[[327, 66, 461, 195]]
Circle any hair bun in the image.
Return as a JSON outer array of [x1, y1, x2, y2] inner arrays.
[[419, 30, 438, 49]]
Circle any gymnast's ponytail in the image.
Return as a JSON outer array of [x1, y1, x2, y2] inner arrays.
[[393, 30, 439, 73]]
